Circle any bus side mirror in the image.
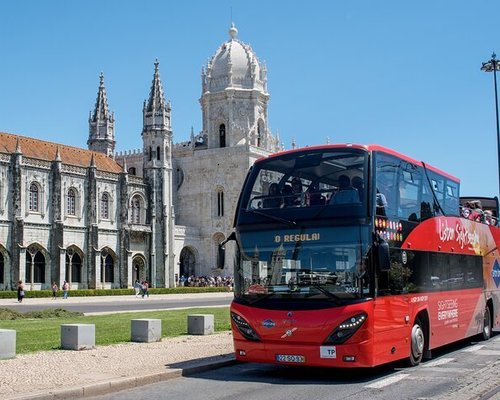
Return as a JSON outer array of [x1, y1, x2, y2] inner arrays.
[[217, 244, 226, 269], [377, 240, 391, 272], [217, 232, 236, 269]]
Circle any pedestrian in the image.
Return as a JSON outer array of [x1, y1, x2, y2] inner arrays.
[[17, 280, 25, 303], [134, 279, 141, 298], [51, 281, 58, 300], [62, 280, 69, 299], [142, 280, 149, 298]]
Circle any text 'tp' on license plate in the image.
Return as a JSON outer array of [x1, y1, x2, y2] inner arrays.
[[275, 354, 305, 363]]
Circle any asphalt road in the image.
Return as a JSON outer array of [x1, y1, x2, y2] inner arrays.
[[88, 334, 500, 400], [0, 293, 233, 314]]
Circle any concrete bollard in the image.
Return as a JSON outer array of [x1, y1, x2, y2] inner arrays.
[[0, 329, 16, 359], [61, 324, 95, 350], [131, 319, 162, 343], [187, 314, 214, 335]]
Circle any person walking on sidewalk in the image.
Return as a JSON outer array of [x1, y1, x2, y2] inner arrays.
[[62, 280, 69, 299], [134, 279, 141, 298], [141, 281, 149, 298], [51, 282, 58, 300], [17, 280, 25, 303]]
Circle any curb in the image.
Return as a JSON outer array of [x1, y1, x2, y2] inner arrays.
[[7, 355, 237, 400]]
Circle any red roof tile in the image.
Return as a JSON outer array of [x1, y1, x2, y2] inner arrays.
[[0, 132, 123, 173]]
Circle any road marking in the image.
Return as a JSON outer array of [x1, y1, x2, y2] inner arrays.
[[422, 358, 454, 367], [365, 374, 410, 389], [462, 345, 485, 352]]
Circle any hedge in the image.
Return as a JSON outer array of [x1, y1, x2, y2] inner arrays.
[[0, 286, 231, 299]]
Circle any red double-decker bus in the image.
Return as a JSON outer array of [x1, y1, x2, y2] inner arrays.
[[220, 144, 500, 367]]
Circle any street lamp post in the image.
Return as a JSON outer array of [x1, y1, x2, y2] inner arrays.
[[481, 53, 500, 197]]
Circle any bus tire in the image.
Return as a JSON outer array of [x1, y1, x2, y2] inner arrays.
[[408, 318, 425, 366], [481, 305, 492, 341]]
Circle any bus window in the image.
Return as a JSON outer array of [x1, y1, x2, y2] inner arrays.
[[398, 169, 421, 222], [375, 153, 400, 218], [444, 181, 460, 216]]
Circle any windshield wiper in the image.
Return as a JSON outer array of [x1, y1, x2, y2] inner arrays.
[[246, 209, 296, 226], [296, 282, 342, 303], [245, 284, 303, 304]]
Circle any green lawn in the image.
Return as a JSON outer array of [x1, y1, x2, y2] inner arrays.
[[0, 307, 231, 354]]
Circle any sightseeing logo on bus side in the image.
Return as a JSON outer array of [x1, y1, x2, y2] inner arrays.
[[438, 218, 479, 250], [493, 260, 500, 288]]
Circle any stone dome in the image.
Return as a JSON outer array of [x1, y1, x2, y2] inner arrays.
[[203, 24, 267, 92]]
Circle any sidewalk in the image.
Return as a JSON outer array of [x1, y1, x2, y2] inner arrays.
[[0, 293, 236, 400], [0, 291, 234, 308]]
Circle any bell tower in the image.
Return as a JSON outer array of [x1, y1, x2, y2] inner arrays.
[[141, 59, 174, 289], [88, 73, 115, 157], [200, 24, 279, 151]]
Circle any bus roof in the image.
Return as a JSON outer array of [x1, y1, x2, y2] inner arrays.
[[257, 143, 460, 183]]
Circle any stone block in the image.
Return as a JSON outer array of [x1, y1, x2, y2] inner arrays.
[[187, 314, 214, 335], [0, 329, 16, 359], [131, 319, 162, 343], [61, 324, 95, 350]]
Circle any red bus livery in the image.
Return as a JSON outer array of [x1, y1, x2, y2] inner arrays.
[[220, 144, 500, 367]]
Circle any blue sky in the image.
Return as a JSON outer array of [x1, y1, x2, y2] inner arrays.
[[1, 0, 500, 197]]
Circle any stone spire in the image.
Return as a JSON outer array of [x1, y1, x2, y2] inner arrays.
[[88, 72, 115, 157], [143, 59, 171, 132], [54, 146, 61, 162], [15, 137, 22, 154]]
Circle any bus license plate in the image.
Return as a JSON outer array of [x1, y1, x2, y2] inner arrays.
[[275, 354, 305, 363]]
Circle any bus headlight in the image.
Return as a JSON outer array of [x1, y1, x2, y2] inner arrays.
[[231, 312, 261, 342], [324, 313, 367, 345]]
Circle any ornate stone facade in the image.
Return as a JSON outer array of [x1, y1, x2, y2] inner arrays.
[[0, 24, 281, 290]]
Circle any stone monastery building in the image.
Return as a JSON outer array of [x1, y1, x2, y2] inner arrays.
[[0, 24, 281, 290]]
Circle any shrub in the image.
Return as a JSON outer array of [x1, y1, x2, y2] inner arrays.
[[0, 286, 230, 299]]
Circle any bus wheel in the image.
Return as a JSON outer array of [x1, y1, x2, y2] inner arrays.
[[409, 318, 425, 366], [481, 306, 492, 341]]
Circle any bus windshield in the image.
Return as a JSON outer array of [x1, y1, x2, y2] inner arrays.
[[238, 148, 369, 224], [234, 225, 372, 305]]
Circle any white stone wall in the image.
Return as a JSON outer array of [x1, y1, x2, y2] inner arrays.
[[172, 145, 270, 276]]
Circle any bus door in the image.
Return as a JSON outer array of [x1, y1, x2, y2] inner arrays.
[[372, 249, 411, 364]]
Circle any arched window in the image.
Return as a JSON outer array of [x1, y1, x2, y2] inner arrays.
[[104, 254, 114, 282], [101, 193, 109, 219], [257, 124, 262, 147], [67, 188, 76, 216], [26, 251, 45, 283], [128, 167, 137, 175], [131, 196, 142, 224], [179, 247, 196, 277], [219, 124, 226, 148], [217, 189, 224, 217], [0, 252, 4, 284], [65, 252, 82, 282], [156, 146, 161, 161], [149, 146, 152, 161], [29, 183, 39, 212]]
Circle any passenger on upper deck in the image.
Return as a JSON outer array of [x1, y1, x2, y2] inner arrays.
[[263, 183, 283, 208], [484, 209, 496, 226], [331, 175, 359, 204], [352, 176, 364, 202], [283, 177, 303, 207], [307, 181, 326, 206], [376, 175, 393, 216]]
